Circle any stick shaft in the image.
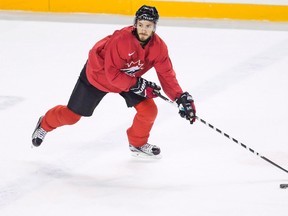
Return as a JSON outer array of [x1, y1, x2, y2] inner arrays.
[[155, 91, 288, 174], [197, 116, 288, 173], [196, 116, 261, 157]]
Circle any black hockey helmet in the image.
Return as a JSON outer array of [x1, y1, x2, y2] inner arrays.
[[135, 5, 159, 23]]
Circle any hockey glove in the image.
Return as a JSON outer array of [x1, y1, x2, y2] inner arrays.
[[176, 92, 196, 124], [130, 77, 161, 98]]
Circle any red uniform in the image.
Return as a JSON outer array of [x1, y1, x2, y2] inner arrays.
[[33, 5, 196, 153], [86, 26, 183, 100], [40, 26, 184, 147]]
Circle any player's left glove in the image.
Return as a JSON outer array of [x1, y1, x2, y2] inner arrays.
[[130, 77, 161, 98], [176, 92, 196, 124]]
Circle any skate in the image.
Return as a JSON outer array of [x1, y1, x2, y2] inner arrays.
[[31, 116, 47, 147], [129, 143, 161, 159]]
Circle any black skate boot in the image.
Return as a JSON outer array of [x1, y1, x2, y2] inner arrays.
[[129, 143, 161, 159], [32, 116, 47, 147]]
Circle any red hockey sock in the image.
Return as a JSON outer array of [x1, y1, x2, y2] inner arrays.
[[127, 99, 158, 147], [41, 105, 81, 132]]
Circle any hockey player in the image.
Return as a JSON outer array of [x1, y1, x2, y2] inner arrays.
[[32, 5, 196, 157]]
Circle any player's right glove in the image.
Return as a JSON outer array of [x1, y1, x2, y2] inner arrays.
[[130, 77, 161, 98], [176, 92, 196, 124]]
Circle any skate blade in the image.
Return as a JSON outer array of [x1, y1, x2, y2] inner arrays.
[[131, 151, 162, 159]]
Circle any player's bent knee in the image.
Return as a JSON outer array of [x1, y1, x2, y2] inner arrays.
[[60, 106, 81, 125]]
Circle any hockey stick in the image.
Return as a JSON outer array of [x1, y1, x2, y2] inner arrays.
[[154, 91, 288, 174]]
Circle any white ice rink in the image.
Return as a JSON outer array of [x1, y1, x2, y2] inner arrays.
[[0, 11, 288, 216]]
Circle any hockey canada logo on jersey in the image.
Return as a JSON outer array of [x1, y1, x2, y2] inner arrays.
[[121, 60, 144, 76]]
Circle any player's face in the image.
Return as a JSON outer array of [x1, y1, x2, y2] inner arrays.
[[136, 20, 155, 42]]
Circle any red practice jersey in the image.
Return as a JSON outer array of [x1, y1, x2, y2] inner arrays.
[[86, 26, 183, 101]]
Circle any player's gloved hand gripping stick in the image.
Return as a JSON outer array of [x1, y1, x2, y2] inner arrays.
[[153, 90, 288, 174], [130, 77, 161, 99]]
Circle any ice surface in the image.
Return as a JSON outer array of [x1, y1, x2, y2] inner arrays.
[[0, 11, 288, 216]]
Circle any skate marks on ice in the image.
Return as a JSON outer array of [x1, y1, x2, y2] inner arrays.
[[0, 96, 24, 110], [0, 162, 70, 209], [0, 156, 158, 209], [0, 138, 121, 208], [193, 38, 288, 101], [0, 143, 95, 209]]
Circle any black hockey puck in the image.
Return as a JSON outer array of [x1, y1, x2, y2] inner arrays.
[[280, 184, 288, 189]]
